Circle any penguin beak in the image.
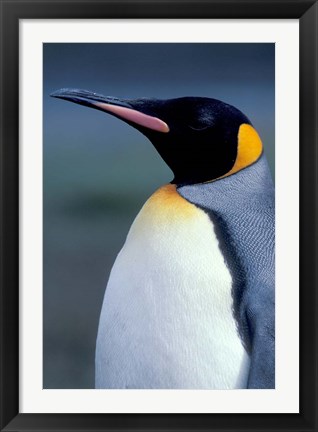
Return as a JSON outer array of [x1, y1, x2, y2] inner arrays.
[[50, 88, 170, 133]]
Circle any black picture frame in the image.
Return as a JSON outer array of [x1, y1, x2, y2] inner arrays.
[[1, 1, 317, 431]]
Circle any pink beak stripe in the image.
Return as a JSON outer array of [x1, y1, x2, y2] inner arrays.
[[94, 102, 170, 133]]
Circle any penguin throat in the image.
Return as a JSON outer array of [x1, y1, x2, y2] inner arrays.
[[154, 144, 236, 187]]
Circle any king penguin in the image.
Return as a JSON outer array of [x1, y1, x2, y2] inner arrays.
[[51, 89, 275, 390]]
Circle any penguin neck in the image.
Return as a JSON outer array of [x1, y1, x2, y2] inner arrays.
[[177, 153, 274, 205]]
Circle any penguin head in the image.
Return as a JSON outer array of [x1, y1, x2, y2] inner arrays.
[[51, 89, 263, 186]]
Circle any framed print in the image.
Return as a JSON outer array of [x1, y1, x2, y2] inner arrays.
[[0, 1, 317, 431]]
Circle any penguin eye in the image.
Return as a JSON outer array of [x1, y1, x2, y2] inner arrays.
[[187, 111, 213, 131], [188, 124, 211, 131]]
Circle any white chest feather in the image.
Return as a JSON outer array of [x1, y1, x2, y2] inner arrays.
[[96, 185, 250, 389]]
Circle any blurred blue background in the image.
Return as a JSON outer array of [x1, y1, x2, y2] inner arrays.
[[44, 43, 275, 388]]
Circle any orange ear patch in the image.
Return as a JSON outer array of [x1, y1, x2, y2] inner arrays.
[[225, 124, 263, 177]]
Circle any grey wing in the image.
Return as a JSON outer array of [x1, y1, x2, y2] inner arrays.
[[245, 283, 275, 389]]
